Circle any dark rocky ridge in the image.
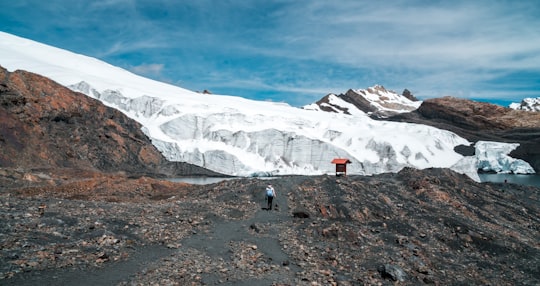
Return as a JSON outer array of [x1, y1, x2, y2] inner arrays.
[[401, 88, 419, 102], [388, 96, 540, 172], [310, 86, 419, 118], [0, 66, 222, 181]]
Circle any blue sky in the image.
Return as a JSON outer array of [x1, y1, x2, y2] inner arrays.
[[1, 0, 539, 107]]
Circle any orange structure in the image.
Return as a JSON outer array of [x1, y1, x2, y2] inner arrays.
[[331, 158, 351, 176]]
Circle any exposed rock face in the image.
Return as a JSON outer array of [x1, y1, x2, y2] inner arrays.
[[310, 93, 349, 113], [0, 66, 221, 178], [417, 97, 539, 131], [401, 88, 419, 102], [389, 96, 540, 172], [305, 85, 421, 118], [341, 88, 381, 114]]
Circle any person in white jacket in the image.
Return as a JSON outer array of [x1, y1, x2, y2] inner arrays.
[[265, 184, 276, 210]]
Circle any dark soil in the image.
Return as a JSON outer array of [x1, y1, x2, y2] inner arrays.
[[1, 167, 539, 285]]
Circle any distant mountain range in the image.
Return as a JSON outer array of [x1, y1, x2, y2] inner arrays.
[[1, 31, 538, 180], [509, 97, 540, 112], [303, 85, 421, 118]]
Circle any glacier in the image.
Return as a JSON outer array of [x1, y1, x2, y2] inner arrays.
[[0, 31, 534, 181], [68, 81, 469, 177], [475, 141, 535, 174]]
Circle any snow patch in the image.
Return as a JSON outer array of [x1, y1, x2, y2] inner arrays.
[[509, 97, 540, 112]]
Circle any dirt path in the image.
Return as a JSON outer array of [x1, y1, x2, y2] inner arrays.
[[181, 182, 302, 284], [5, 180, 303, 285]]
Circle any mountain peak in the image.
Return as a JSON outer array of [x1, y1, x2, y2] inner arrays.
[[509, 97, 540, 112], [304, 85, 422, 118], [364, 84, 388, 93]]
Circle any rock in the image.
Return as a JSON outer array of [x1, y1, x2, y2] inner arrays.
[[166, 243, 180, 249], [293, 210, 310, 218], [378, 264, 407, 282], [282, 260, 290, 266], [249, 223, 260, 233], [423, 276, 436, 284]]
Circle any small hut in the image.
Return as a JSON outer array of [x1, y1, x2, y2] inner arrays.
[[331, 158, 351, 176]]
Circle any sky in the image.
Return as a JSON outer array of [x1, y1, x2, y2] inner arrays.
[[1, 0, 539, 107]]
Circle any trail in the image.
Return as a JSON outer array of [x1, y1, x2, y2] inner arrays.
[[3, 179, 303, 286], [181, 181, 301, 285]]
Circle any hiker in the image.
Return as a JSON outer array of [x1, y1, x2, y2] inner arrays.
[[265, 184, 276, 210]]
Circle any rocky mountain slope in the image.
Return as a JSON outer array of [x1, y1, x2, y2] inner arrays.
[[0, 66, 221, 184], [387, 96, 540, 172], [303, 85, 421, 118], [1, 168, 538, 285]]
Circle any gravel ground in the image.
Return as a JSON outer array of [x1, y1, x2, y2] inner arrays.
[[1, 168, 539, 285]]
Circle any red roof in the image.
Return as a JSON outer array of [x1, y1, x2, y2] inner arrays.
[[331, 158, 351, 164]]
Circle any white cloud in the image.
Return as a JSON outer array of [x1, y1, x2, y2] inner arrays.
[[4, 0, 538, 105], [130, 63, 164, 76], [229, 0, 540, 102], [270, 1, 540, 69]]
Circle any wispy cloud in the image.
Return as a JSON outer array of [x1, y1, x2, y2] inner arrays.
[[309, 3, 532, 66], [1, 0, 538, 105], [129, 63, 164, 76]]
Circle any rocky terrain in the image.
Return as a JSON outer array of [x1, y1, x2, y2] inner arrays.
[[1, 65, 539, 285], [1, 168, 538, 285], [0, 66, 221, 179], [388, 96, 540, 172]]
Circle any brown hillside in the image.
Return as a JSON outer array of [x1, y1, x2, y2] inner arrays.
[[0, 66, 221, 184]]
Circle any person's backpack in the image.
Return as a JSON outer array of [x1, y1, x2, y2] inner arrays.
[[266, 187, 274, 197]]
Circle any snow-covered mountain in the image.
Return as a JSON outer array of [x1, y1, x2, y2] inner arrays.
[[0, 31, 534, 180], [509, 97, 540, 112], [303, 85, 421, 118]]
